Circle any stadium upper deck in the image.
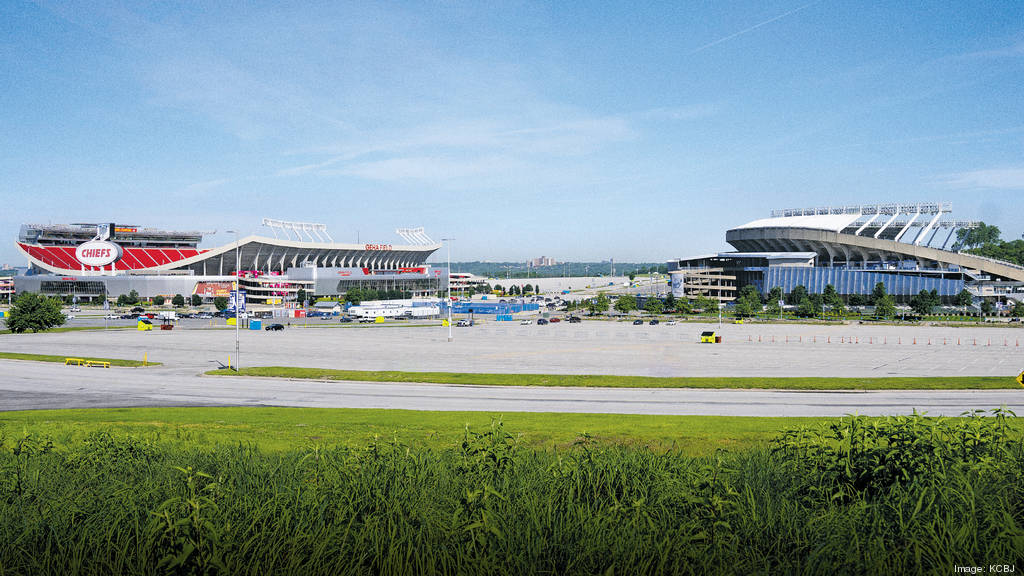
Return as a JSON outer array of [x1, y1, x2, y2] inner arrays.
[[724, 203, 1024, 283]]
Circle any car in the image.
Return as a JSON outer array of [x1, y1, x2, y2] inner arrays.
[[264, 323, 285, 331], [568, 316, 581, 323], [633, 319, 644, 325], [104, 314, 119, 319], [536, 318, 549, 325], [131, 307, 145, 313], [359, 317, 376, 323], [456, 319, 474, 327], [549, 317, 561, 323], [666, 321, 677, 325], [339, 317, 354, 323], [649, 319, 659, 325], [69, 307, 81, 312], [520, 319, 532, 325], [198, 313, 213, 319]]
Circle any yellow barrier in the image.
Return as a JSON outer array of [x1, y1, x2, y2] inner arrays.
[[65, 358, 85, 366], [85, 361, 110, 368]]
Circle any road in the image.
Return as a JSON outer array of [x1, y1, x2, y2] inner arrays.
[[1, 319, 1022, 416]]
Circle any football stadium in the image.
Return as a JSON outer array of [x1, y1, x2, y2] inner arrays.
[[669, 202, 1024, 304], [12, 219, 446, 305]]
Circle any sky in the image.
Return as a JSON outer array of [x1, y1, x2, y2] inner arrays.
[[2, 0, 1022, 266]]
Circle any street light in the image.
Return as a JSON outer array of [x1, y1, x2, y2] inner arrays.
[[227, 230, 240, 370], [442, 238, 454, 342]]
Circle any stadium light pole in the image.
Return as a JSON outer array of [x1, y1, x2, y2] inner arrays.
[[442, 238, 454, 342], [227, 230, 240, 370]]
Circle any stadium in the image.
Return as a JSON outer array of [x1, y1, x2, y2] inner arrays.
[[13, 219, 446, 305], [669, 202, 1024, 304]]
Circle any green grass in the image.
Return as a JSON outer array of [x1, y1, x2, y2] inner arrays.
[[0, 325, 135, 335], [207, 367, 1021, 390], [0, 351, 159, 367], [0, 407, 821, 455]]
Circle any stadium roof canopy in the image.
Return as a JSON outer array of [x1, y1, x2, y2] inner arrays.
[[726, 203, 1024, 283]]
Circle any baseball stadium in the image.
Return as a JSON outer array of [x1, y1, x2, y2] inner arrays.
[[669, 202, 1024, 304]]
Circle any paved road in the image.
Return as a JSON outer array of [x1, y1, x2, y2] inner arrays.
[[2, 320, 1022, 415]]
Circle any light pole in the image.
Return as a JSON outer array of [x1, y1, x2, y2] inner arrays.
[[227, 230, 240, 370], [442, 238, 454, 342]]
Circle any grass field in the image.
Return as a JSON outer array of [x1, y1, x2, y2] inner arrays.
[[0, 407, 830, 455], [207, 367, 1021, 390], [0, 351, 158, 367]]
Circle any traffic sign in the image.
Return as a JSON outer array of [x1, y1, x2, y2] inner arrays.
[[1017, 370, 1024, 388]]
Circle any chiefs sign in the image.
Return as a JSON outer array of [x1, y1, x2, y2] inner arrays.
[[75, 241, 123, 267]]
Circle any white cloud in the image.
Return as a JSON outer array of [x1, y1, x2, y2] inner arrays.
[[939, 169, 1024, 190]]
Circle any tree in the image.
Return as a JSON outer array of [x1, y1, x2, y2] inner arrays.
[[734, 286, 763, 317], [344, 288, 363, 305], [116, 294, 131, 307], [766, 300, 782, 317], [766, 286, 784, 306], [3, 292, 67, 333], [1010, 300, 1024, 318], [676, 298, 692, 315], [127, 290, 140, 305], [848, 293, 868, 306], [172, 294, 185, 307], [911, 289, 942, 317], [494, 284, 503, 295], [658, 265, 668, 274], [870, 282, 888, 305], [956, 222, 1001, 249], [363, 289, 379, 301], [980, 299, 994, 315], [523, 284, 533, 295], [153, 295, 165, 306], [796, 297, 819, 318], [875, 294, 896, 319], [213, 296, 229, 311], [615, 294, 637, 313], [953, 289, 973, 307], [190, 294, 202, 307], [785, 285, 807, 306], [644, 297, 664, 315], [664, 292, 676, 310], [296, 288, 308, 306], [694, 294, 717, 315], [588, 293, 610, 315], [628, 273, 636, 282]]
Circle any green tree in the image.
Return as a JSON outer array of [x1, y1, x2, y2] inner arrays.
[[694, 294, 718, 315], [628, 273, 636, 282], [734, 286, 763, 317], [953, 289, 973, 307], [785, 285, 808, 306], [190, 294, 202, 307], [363, 289, 379, 301], [116, 294, 131, 307], [676, 298, 692, 315], [588, 293, 610, 315], [296, 288, 308, 306], [766, 286, 784, 306], [875, 294, 896, 319], [870, 282, 888, 305], [766, 300, 782, 317], [980, 299, 994, 315], [796, 297, 819, 318], [664, 292, 676, 310], [344, 288, 363, 305], [615, 294, 637, 314], [3, 292, 67, 333], [126, 290, 140, 305], [153, 295, 165, 306], [1010, 300, 1024, 318], [657, 265, 668, 274], [172, 294, 185, 307], [644, 297, 664, 315], [213, 296, 229, 311], [523, 284, 532, 295], [956, 222, 1001, 249]]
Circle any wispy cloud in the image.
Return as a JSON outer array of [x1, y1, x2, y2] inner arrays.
[[640, 104, 722, 121], [939, 169, 1024, 190], [689, 0, 825, 54]]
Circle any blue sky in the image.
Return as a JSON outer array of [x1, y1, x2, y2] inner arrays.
[[2, 0, 1022, 266]]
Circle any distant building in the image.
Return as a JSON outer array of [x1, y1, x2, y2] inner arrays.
[[528, 256, 556, 268]]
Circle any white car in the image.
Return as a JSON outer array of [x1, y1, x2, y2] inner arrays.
[[520, 319, 532, 325], [666, 320, 677, 325], [104, 314, 119, 319]]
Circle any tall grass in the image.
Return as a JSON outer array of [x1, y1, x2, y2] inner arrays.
[[1, 413, 1021, 575]]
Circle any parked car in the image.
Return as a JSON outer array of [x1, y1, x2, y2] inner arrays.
[[568, 316, 581, 323], [649, 319, 659, 325], [339, 317, 354, 323], [549, 317, 561, 323], [131, 307, 145, 313], [104, 314, 119, 319], [537, 318, 549, 325], [633, 319, 644, 325], [666, 321, 677, 325], [264, 323, 285, 331], [456, 319, 474, 327], [520, 319, 532, 325]]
